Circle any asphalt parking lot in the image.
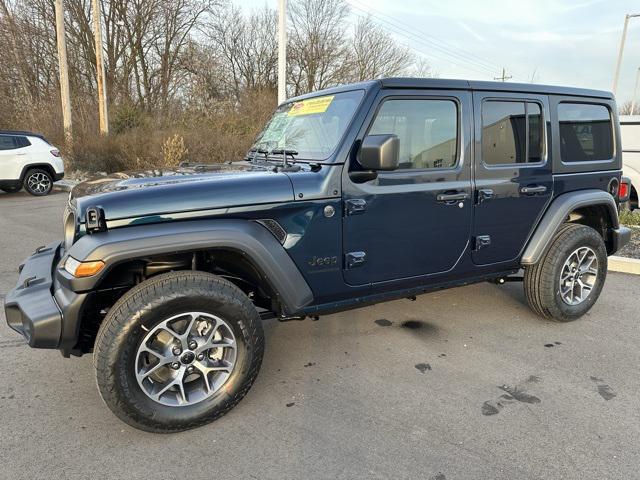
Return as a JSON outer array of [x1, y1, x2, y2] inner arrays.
[[1, 190, 639, 480]]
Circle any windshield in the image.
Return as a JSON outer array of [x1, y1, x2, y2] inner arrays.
[[252, 89, 364, 161]]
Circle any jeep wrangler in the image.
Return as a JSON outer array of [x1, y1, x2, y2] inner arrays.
[[4, 78, 631, 432]]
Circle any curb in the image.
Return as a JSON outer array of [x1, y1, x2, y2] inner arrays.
[[608, 255, 640, 275], [53, 181, 77, 192]]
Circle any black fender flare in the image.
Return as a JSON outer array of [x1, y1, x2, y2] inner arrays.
[[60, 219, 314, 314], [521, 189, 619, 266]]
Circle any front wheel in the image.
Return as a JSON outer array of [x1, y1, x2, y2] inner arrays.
[[94, 271, 264, 432], [524, 223, 607, 322]]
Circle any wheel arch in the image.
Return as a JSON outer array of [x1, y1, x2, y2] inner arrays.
[[20, 163, 56, 181], [62, 219, 314, 315], [521, 189, 619, 266], [59, 220, 313, 354]]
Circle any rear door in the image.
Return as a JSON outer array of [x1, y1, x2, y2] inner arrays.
[[342, 89, 473, 286], [472, 92, 553, 265], [0, 135, 26, 179]]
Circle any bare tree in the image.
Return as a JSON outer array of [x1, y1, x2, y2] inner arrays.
[[287, 0, 350, 96], [346, 16, 413, 82]]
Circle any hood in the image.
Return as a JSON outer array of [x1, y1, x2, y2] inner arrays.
[[70, 163, 294, 223]]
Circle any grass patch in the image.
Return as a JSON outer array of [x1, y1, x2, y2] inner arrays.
[[619, 209, 640, 227]]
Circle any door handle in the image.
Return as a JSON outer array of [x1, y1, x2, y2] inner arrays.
[[520, 185, 547, 195], [436, 191, 469, 203]]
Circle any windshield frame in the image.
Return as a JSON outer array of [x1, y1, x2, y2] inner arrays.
[[250, 87, 367, 164]]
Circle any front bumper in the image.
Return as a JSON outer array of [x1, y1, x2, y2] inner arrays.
[[4, 242, 86, 354], [611, 226, 632, 254]]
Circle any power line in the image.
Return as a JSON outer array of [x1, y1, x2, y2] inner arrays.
[[348, 8, 497, 78], [348, 0, 503, 75], [347, 0, 523, 80]]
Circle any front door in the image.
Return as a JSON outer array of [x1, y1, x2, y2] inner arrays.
[[471, 92, 553, 265], [342, 90, 473, 286]]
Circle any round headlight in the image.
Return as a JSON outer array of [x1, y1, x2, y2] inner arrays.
[[63, 207, 76, 251]]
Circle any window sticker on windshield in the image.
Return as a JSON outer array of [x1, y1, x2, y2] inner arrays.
[[288, 95, 334, 116]]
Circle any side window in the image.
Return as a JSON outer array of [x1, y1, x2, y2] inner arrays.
[[558, 103, 613, 162], [368, 99, 458, 170], [481, 100, 544, 165], [0, 135, 18, 151], [17, 136, 31, 148]]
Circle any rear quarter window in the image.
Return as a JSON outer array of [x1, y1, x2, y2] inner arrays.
[[558, 103, 613, 162]]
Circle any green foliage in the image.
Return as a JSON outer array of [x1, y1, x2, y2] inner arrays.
[[619, 208, 640, 226], [111, 105, 145, 134]]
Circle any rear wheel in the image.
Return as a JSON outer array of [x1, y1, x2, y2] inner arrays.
[[23, 168, 53, 196], [94, 271, 264, 432], [524, 223, 607, 322]]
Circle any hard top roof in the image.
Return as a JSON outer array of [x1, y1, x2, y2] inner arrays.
[[285, 77, 613, 104]]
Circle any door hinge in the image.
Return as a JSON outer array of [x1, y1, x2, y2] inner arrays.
[[85, 207, 107, 233], [345, 251, 366, 269], [345, 198, 367, 216], [475, 235, 491, 250]]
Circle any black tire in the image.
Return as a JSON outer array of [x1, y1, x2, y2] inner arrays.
[[94, 271, 264, 433], [0, 185, 21, 193], [524, 223, 607, 322], [23, 168, 53, 196]]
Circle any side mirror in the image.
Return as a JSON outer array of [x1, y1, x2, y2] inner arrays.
[[357, 134, 400, 171]]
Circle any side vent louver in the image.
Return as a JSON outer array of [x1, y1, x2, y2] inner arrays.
[[254, 219, 287, 244]]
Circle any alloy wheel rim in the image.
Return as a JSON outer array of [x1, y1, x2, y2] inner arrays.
[[135, 312, 237, 407], [27, 172, 51, 194], [559, 246, 598, 306]]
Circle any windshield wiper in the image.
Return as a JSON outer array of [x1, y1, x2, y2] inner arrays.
[[247, 147, 269, 163], [271, 149, 298, 167]]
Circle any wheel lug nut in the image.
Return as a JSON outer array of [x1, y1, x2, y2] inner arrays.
[[173, 347, 182, 356], [188, 340, 197, 350], [197, 353, 204, 361], [171, 362, 180, 370], [187, 366, 194, 373]]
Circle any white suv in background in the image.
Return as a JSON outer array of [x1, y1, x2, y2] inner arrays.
[[620, 116, 640, 210], [0, 130, 64, 196]]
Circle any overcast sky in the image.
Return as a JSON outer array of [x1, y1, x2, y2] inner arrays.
[[241, 0, 640, 103]]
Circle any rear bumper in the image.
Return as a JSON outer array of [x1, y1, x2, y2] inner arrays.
[[54, 172, 65, 181], [4, 242, 86, 354], [611, 226, 632, 254]]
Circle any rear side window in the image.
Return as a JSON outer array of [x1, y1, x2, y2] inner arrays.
[[368, 99, 458, 170], [0, 135, 18, 150], [481, 100, 544, 166], [17, 136, 31, 148], [0, 135, 30, 150], [558, 103, 613, 162]]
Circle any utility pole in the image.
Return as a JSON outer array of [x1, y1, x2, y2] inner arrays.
[[92, 0, 109, 134], [494, 68, 512, 82], [54, 0, 73, 147], [632, 67, 640, 115], [613, 13, 640, 95], [277, 0, 286, 104]]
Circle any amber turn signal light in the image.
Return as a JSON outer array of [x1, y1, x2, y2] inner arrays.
[[64, 257, 105, 277]]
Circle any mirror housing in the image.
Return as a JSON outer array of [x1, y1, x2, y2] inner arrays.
[[357, 134, 400, 171]]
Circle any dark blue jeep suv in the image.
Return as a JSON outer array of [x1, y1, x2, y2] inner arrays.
[[4, 78, 631, 432]]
